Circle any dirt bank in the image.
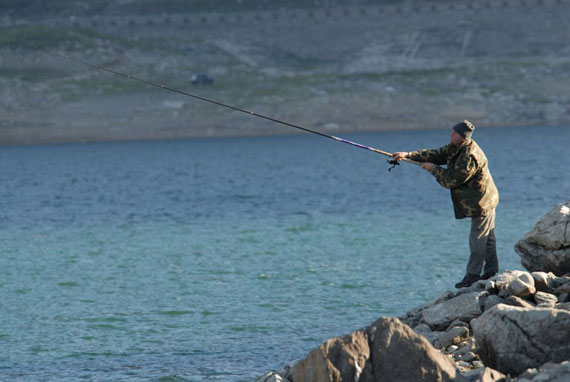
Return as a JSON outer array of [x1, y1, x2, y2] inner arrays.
[[1, 0, 569, 145]]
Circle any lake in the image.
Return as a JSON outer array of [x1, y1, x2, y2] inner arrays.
[[1, 125, 569, 381]]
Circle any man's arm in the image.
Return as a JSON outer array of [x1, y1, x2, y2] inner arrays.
[[393, 145, 450, 165], [430, 153, 478, 189]]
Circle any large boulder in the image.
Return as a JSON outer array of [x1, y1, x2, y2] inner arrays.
[[360, 317, 465, 382], [290, 317, 466, 382], [289, 330, 369, 382], [471, 304, 570, 376], [515, 201, 570, 275]]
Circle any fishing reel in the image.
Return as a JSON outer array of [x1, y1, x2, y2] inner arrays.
[[387, 158, 400, 172]]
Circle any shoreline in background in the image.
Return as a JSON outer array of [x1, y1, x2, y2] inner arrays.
[[2, 122, 569, 147], [2, 0, 569, 146]]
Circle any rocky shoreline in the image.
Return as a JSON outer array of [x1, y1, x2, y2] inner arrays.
[[255, 201, 570, 382]]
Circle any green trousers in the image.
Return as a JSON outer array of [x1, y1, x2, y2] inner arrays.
[[466, 209, 498, 276]]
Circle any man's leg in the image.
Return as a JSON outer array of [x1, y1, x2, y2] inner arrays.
[[482, 210, 498, 278], [466, 211, 495, 276]]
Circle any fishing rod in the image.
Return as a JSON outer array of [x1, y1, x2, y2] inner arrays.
[[53, 52, 420, 170]]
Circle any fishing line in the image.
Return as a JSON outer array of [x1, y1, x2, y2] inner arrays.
[[53, 52, 420, 170]]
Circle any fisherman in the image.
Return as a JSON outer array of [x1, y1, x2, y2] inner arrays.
[[393, 120, 499, 288]]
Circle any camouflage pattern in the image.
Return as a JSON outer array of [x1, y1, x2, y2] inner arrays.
[[408, 139, 499, 219]]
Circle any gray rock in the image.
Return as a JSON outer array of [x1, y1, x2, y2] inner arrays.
[[472, 361, 484, 369], [266, 375, 283, 382], [454, 338, 478, 358], [484, 295, 505, 312], [435, 326, 470, 349], [514, 201, 570, 275], [536, 361, 570, 382], [477, 367, 506, 382], [471, 305, 570, 376], [447, 320, 470, 331], [406, 290, 457, 318], [461, 368, 484, 382], [496, 270, 536, 298], [518, 202, 570, 250], [422, 292, 485, 331], [555, 302, 570, 311], [414, 323, 433, 333], [531, 271, 557, 292], [360, 317, 467, 382], [421, 331, 446, 347], [256, 372, 285, 382], [459, 352, 476, 362], [534, 291, 559, 306], [504, 296, 536, 309], [456, 360, 472, 371], [554, 282, 570, 295], [553, 275, 570, 288], [558, 293, 569, 303], [518, 361, 570, 382]]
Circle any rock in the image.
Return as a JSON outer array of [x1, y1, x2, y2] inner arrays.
[[456, 360, 472, 371], [473, 279, 496, 293], [256, 372, 285, 382], [435, 326, 470, 349], [483, 295, 505, 312], [422, 292, 485, 331], [266, 374, 283, 382], [532, 271, 557, 292], [421, 331, 446, 347], [496, 270, 536, 298], [555, 302, 570, 311], [359, 317, 466, 382], [504, 296, 536, 309], [471, 305, 570, 375], [462, 368, 484, 381], [519, 202, 570, 250], [534, 291, 558, 307], [535, 361, 570, 382], [517, 367, 539, 380], [414, 323, 433, 333], [554, 282, 570, 295], [454, 339, 478, 358], [447, 320, 470, 331], [514, 201, 570, 275], [554, 275, 570, 288], [518, 361, 570, 382], [472, 361, 484, 369], [290, 330, 369, 382], [406, 290, 456, 318], [558, 293, 569, 303], [477, 367, 506, 382], [459, 352, 476, 362]]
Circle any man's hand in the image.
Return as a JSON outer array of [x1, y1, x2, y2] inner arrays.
[[392, 152, 408, 162], [421, 162, 435, 172]]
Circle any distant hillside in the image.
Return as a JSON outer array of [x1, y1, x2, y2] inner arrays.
[[1, 0, 569, 144]]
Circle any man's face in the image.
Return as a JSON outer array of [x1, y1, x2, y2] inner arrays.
[[450, 129, 465, 146]]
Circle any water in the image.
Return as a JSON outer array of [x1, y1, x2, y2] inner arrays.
[[1, 125, 569, 381]]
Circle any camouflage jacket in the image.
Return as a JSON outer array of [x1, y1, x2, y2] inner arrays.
[[408, 139, 499, 219]]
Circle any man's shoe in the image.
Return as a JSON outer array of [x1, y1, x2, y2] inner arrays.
[[481, 271, 497, 280], [454, 273, 481, 289]]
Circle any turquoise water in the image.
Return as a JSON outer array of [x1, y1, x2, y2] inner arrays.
[[1, 126, 569, 381]]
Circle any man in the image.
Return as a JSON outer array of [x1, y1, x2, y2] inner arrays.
[[393, 120, 499, 288]]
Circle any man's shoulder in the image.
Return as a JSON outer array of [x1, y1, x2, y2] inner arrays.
[[464, 139, 489, 164]]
